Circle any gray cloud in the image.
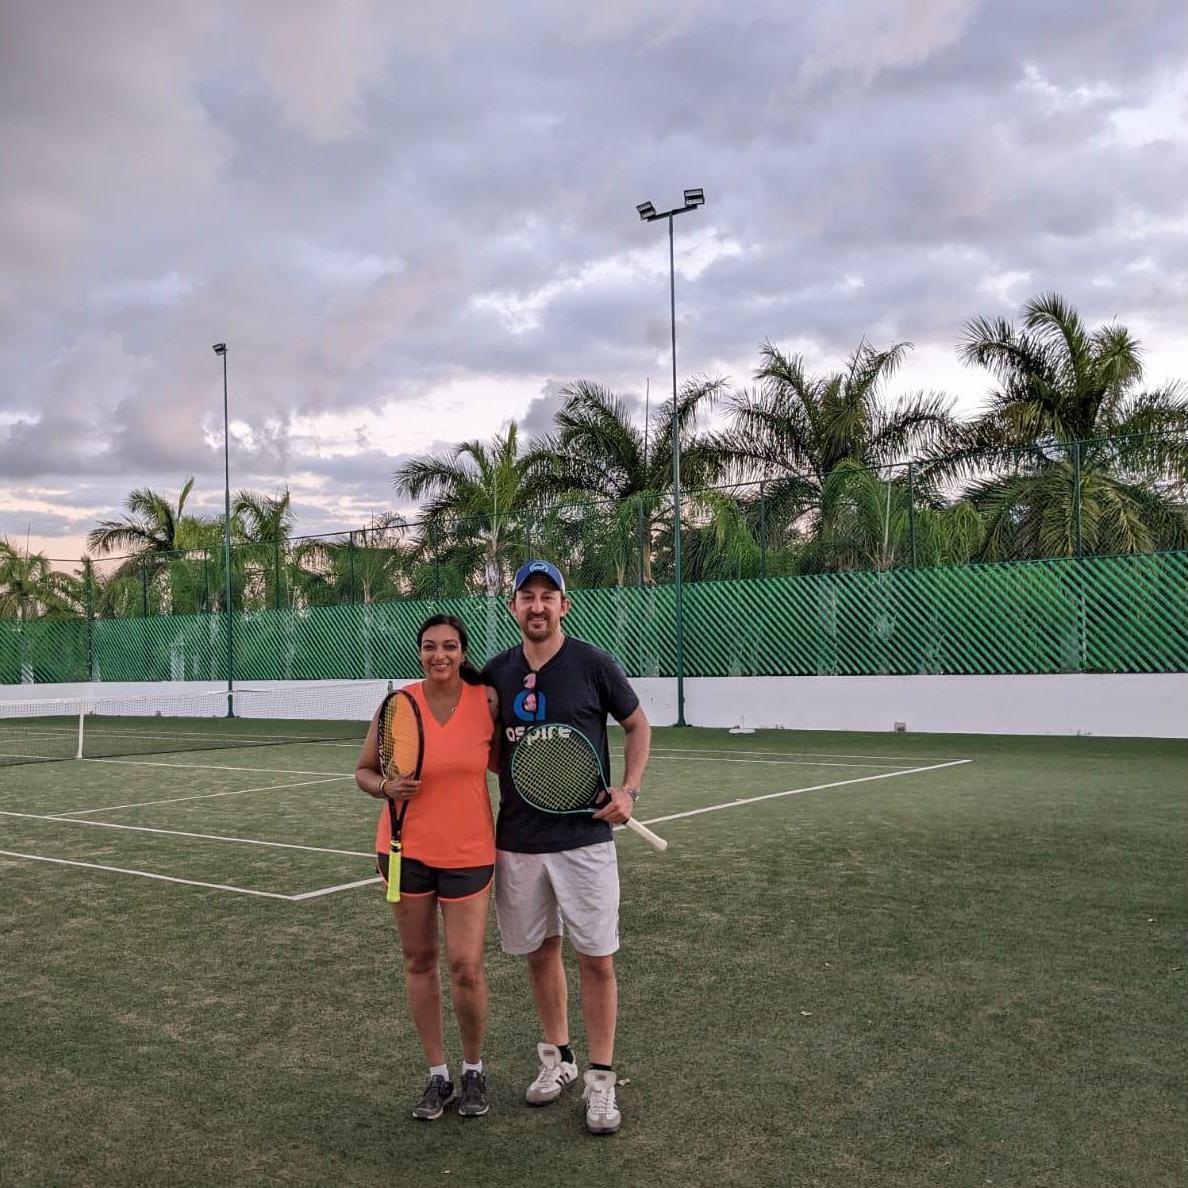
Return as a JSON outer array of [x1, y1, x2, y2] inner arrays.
[[3, 0, 1188, 560]]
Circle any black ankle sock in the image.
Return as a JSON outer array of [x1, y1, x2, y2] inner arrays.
[[557, 1043, 575, 1064], [589, 1062, 613, 1072]]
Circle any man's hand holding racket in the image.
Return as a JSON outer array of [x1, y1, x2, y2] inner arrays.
[[591, 785, 638, 827]]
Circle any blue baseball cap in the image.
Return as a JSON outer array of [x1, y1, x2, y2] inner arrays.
[[513, 559, 566, 595]]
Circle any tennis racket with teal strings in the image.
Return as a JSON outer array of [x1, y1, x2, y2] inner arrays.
[[510, 723, 667, 851]]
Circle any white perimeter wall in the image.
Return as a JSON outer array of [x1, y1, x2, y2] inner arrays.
[[2, 675, 1185, 737], [636, 674, 1188, 738]]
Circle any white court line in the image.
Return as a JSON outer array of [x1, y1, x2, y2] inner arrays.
[[0, 810, 372, 856], [0, 850, 381, 901], [0, 751, 76, 762], [629, 759, 972, 829], [53, 775, 354, 817], [649, 751, 917, 770], [0, 850, 298, 900], [290, 876, 383, 900], [644, 745, 968, 763], [84, 757, 348, 776]]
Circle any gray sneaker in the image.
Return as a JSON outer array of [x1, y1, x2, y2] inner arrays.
[[411, 1074, 454, 1120], [525, 1042, 578, 1106], [456, 1069, 489, 1117], [582, 1069, 621, 1135]]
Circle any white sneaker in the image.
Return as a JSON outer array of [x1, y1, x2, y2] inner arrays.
[[525, 1042, 578, 1106], [582, 1069, 621, 1134]]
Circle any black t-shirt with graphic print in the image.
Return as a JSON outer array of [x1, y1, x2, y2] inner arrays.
[[483, 635, 640, 854]]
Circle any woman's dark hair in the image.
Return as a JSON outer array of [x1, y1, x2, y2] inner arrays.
[[417, 614, 487, 686]]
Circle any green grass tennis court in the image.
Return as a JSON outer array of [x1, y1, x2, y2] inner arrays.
[[1, 725, 1185, 1187]]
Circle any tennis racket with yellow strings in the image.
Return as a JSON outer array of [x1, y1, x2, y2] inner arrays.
[[378, 689, 425, 903]]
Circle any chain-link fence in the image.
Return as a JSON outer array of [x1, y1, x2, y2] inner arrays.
[[2, 551, 1186, 685]]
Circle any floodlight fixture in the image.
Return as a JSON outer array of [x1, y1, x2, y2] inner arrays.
[[636, 201, 656, 221], [212, 343, 227, 355], [683, 188, 705, 207]]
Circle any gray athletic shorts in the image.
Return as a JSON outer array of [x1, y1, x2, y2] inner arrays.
[[495, 842, 620, 957]]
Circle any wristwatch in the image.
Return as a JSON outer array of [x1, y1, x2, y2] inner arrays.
[[622, 786, 639, 802]]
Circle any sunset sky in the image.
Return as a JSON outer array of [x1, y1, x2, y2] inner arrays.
[[2, 0, 1186, 562]]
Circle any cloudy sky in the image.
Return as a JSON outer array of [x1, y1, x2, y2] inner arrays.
[[3, 0, 1187, 561]]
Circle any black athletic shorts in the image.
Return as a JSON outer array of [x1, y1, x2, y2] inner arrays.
[[376, 853, 493, 902]]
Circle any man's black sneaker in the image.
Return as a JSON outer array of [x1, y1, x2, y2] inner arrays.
[[456, 1070, 490, 1117], [412, 1075, 454, 1120]]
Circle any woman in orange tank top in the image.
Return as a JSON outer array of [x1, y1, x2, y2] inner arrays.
[[355, 615, 498, 1120]]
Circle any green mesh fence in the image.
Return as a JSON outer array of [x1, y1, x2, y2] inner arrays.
[[1, 552, 1185, 685]]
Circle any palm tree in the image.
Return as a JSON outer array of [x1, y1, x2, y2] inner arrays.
[[87, 477, 219, 614], [233, 488, 294, 610], [527, 376, 728, 585], [801, 460, 984, 572], [716, 339, 963, 570], [291, 515, 413, 606], [394, 424, 540, 597], [0, 541, 85, 682], [0, 541, 83, 620], [958, 293, 1188, 558], [88, 476, 200, 556]]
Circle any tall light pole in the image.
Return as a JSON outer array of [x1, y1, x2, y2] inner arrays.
[[212, 343, 234, 716], [636, 188, 704, 727]]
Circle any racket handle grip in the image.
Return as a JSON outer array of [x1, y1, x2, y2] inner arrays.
[[623, 817, 668, 851]]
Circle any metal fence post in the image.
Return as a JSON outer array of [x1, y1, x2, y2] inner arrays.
[[759, 482, 768, 579], [348, 531, 357, 604], [83, 558, 95, 679], [274, 536, 282, 610], [1072, 440, 1087, 672], [430, 522, 441, 601], [1072, 441, 1083, 558], [907, 463, 917, 568], [638, 501, 646, 586], [141, 561, 149, 617]]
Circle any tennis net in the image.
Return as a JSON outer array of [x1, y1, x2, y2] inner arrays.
[[0, 683, 388, 767]]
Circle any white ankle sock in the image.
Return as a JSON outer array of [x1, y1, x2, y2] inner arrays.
[[462, 1060, 483, 1075], [429, 1063, 449, 1081]]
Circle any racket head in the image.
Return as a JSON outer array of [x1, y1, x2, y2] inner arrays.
[[510, 723, 606, 814], [378, 689, 424, 780]]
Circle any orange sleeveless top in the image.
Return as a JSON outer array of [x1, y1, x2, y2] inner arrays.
[[374, 680, 496, 868]]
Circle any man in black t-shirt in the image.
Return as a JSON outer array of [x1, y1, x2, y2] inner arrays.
[[484, 560, 651, 1135]]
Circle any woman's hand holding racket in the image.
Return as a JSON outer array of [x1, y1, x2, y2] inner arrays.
[[384, 774, 422, 801]]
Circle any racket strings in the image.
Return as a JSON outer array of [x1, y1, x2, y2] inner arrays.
[[512, 733, 602, 811], [380, 695, 422, 778]]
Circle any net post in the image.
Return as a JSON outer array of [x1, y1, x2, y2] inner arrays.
[[76, 701, 85, 760]]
